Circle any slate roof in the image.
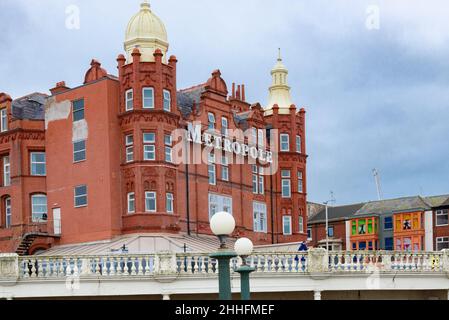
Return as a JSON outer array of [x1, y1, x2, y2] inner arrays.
[[308, 203, 365, 224], [176, 84, 205, 118], [355, 196, 431, 217], [423, 194, 449, 208], [11, 92, 47, 120]]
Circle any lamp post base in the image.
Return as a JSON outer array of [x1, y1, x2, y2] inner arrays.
[[210, 251, 237, 300], [236, 265, 256, 300]]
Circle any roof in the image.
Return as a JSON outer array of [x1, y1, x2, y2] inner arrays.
[[423, 194, 449, 208], [355, 196, 431, 217], [177, 84, 205, 118], [308, 203, 365, 224], [11, 92, 47, 120]]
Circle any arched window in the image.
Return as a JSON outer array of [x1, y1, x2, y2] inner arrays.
[[31, 194, 47, 222]]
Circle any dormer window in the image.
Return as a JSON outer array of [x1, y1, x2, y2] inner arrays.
[[0, 108, 7, 132], [163, 89, 171, 112], [125, 89, 133, 111]]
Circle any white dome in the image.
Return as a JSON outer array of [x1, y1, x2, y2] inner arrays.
[[124, 2, 169, 63]]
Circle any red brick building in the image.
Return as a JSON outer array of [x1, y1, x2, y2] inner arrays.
[[0, 2, 308, 254]]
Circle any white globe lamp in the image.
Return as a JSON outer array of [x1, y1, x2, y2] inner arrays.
[[210, 212, 236, 249], [234, 238, 254, 265]]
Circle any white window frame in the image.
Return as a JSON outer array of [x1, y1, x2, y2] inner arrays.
[[258, 129, 264, 148], [125, 134, 134, 163], [5, 197, 11, 228], [283, 216, 292, 235], [221, 155, 229, 181], [221, 117, 228, 136], [253, 202, 267, 233], [143, 133, 156, 161], [125, 89, 133, 111], [297, 171, 303, 193], [163, 89, 171, 112], [280, 134, 290, 152], [145, 191, 157, 213], [74, 185, 88, 208], [166, 193, 174, 213], [142, 87, 154, 109], [436, 237, 449, 251], [30, 152, 46, 176], [296, 135, 301, 153], [165, 134, 172, 163], [299, 216, 304, 233], [281, 170, 291, 198], [307, 227, 312, 240], [0, 108, 7, 132], [208, 193, 233, 219], [73, 140, 86, 163], [208, 153, 216, 185], [436, 209, 449, 227], [31, 194, 47, 222], [251, 127, 257, 145], [127, 192, 135, 214], [3, 156, 10, 187]]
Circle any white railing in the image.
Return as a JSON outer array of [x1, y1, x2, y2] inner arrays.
[[328, 251, 444, 272], [1, 249, 446, 280]]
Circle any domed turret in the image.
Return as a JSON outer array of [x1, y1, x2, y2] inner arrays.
[[265, 49, 294, 115], [124, 1, 169, 63]]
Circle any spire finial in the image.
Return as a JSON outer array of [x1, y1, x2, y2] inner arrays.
[[141, 0, 150, 10], [278, 48, 282, 61]]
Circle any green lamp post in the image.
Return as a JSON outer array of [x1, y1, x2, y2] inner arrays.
[[234, 237, 256, 300], [210, 211, 237, 300]]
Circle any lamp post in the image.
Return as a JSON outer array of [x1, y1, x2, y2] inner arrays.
[[234, 237, 255, 300], [324, 201, 329, 251], [210, 211, 237, 300]]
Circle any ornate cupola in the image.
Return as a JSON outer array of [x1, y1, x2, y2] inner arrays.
[[124, 1, 169, 63], [265, 49, 294, 115]]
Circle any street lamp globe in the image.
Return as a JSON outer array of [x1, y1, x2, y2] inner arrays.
[[210, 212, 235, 249], [234, 238, 254, 256]]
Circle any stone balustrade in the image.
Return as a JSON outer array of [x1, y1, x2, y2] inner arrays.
[[1, 250, 448, 281]]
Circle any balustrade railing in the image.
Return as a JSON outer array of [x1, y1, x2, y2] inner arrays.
[[7, 250, 447, 279]]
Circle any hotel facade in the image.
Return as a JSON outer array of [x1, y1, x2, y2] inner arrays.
[[0, 2, 308, 255]]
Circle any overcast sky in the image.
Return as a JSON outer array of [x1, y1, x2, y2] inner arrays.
[[1, 0, 448, 205]]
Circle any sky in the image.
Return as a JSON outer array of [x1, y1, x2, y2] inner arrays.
[[0, 0, 448, 205]]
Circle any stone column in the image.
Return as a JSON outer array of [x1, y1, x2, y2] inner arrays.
[[313, 290, 322, 300], [0, 253, 19, 282], [441, 249, 449, 274], [162, 294, 171, 300], [154, 252, 177, 276], [308, 248, 329, 274]]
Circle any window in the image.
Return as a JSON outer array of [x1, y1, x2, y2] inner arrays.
[[3, 156, 10, 187], [31, 194, 47, 222], [280, 134, 289, 152], [252, 165, 264, 194], [163, 90, 171, 112], [208, 153, 216, 185], [142, 87, 154, 109], [208, 193, 232, 219], [307, 227, 312, 240], [281, 170, 291, 198], [73, 140, 86, 162], [403, 217, 412, 230], [403, 237, 412, 251], [30, 152, 46, 176], [127, 192, 135, 214], [351, 220, 356, 235], [283, 216, 292, 235], [221, 117, 228, 136], [368, 219, 373, 234], [253, 202, 267, 233], [143, 133, 156, 161], [352, 242, 357, 250], [125, 89, 133, 111], [5, 197, 11, 228], [145, 192, 157, 212], [296, 135, 301, 153], [165, 134, 172, 163], [436, 209, 449, 226], [384, 216, 393, 230], [436, 237, 449, 251], [72, 99, 84, 122], [251, 127, 257, 145], [328, 226, 334, 237], [358, 220, 366, 234], [385, 237, 394, 251], [358, 241, 367, 250], [299, 216, 304, 233], [258, 129, 264, 148], [125, 135, 134, 163], [74, 185, 87, 207], [208, 113, 215, 130], [166, 193, 174, 213], [0, 108, 7, 132], [297, 171, 303, 193], [221, 155, 229, 181]]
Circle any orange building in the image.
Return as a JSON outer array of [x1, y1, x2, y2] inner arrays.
[[0, 3, 308, 254]]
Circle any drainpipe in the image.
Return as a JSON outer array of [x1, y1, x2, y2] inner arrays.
[[184, 127, 191, 236]]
